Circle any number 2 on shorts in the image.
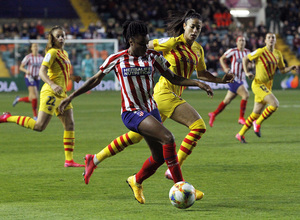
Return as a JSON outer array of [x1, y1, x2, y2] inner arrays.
[[46, 96, 56, 106]]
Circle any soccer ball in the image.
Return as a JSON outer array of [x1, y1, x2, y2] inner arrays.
[[169, 181, 196, 209]]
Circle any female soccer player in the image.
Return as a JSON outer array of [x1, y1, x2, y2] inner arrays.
[[59, 20, 214, 204], [208, 36, 251, 127], [235, 33, 298, 143], [70, 10, 233, 201], [13, 43, 43, 120], [0, 26, 84, 167]]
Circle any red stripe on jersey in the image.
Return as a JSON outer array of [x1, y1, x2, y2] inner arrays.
[[261, 53, 272, 79], [56, 50, 70, 88], [177, 44, 188, 78], [265, 50, 278, 74], [133, 56, 150, 112], [171, 49, 181, 76], [181, 44, 195, 79]]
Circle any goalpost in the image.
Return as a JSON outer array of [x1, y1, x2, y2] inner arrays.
[[0, 38, 119, 91]]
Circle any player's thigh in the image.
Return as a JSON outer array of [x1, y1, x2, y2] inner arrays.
[[154, 89, 186, 120], [236, 85, 249, 99], [28, 86, 38, 99], [170, 102, 201, 128], [223, 90, 237, 104]]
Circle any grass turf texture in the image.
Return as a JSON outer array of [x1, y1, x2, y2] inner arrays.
[[0, 90, 299, 220]]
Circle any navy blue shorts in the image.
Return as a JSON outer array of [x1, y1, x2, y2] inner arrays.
[[122, 108, 161, 133], [228, 80, 243, 94], [25, 77, 40, 88]]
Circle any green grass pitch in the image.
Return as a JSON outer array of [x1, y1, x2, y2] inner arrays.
[[0, 89, 299, 219]]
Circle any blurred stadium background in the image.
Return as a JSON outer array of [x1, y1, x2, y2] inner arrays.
[[0, 0, 299, 92]]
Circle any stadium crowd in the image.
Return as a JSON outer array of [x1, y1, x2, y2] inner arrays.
[[1, 0, 299, 72]]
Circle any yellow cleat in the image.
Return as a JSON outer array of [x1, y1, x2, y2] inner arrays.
[[195, 189, 204, 200], [126, 175, 145, 204]]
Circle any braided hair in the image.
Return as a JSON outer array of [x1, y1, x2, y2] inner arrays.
[[122, 20, 148, 48], [166, 9, 202, 37]]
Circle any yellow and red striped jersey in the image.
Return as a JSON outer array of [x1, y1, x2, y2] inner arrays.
[[41, 48, 71, 94], [248, 46, 285, 89], [153, 34, 206, 96]]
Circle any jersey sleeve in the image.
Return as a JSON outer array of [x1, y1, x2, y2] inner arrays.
[[42, 49, 57, 68], [247, 48, 263, 61], [153, 37, 176, 53], [224, 48, 234, 58], [99, 54, 117, 74], [21, 55, 29, 65]]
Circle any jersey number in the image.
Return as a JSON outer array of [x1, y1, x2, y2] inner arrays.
[[259, 85, 268, 92], [46, 96, 56, 106]]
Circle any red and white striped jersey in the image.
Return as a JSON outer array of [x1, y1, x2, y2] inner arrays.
[[100, 49, 170, 113], [21, 53, 43, 79], [224, 48, 250, 82]]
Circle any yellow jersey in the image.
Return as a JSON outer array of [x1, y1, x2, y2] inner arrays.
[[153, 34, 206, 96], [41, 48, 71, 95], [248, 46, 285, 89]]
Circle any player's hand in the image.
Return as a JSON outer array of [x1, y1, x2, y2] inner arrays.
[[71, 75, 82, 83], [246, 72, 255, 80], [198, 82, 213, 98], [59, 97, 72, 114], [222, 72, 234, 83], [50, 83, 63, 95]]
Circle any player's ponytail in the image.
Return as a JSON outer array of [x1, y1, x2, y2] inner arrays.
[[166, 9, 202, 37]]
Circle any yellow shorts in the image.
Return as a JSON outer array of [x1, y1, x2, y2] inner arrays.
[[153, 87, 186, 122], [251, 80, 272, 104], [39, 88, 73, 116]]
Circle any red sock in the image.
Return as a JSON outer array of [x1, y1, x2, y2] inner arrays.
[[240, 99, 247, 118], [135, 156, 163, 184], [213, 101, 226, 115], [19, 97, 30, 103], [31, 98, 38, 117], [163, 143, 184, 183]]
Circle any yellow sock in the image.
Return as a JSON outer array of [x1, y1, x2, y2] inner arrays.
[[177, 119, 206, 166], [96, 131, 143, 163], [7, 116, 36, 130], [239, 112, 260, 136], [256, 106, 277, 125], [64, 131, 75, 161]]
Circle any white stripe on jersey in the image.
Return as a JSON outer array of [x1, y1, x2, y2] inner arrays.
[[21, 53, 43, 78], [224, 48, 250, 82], [100, 49, 170, 113]]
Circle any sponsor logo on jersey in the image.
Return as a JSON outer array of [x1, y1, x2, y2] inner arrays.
[[122, 66, 152, 76]]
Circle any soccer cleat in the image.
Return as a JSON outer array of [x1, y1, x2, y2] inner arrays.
[[208, 112, 216, 127], [64, 160, 85, 167], [12, 96, 20, 107], [164, 169, 173, 180], [83, 154, 97, 184], [235, 133, 246, 143], [0, 112, 12, 123], [238, 117, 246, 125], [253, 120, 261, 137], [195, 189, 204, 201], [126, 175, 145, 204]]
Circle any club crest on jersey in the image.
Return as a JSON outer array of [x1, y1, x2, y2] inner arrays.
[[135, 111, 144, 117], [122, 66, 152, 77]]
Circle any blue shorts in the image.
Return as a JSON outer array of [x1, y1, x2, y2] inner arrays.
[[25, 77, 40, 88], [228, 80, 243, 94], [122, 108, 161, 133]]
